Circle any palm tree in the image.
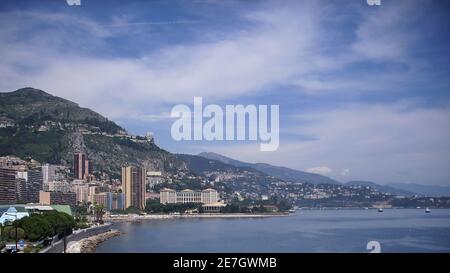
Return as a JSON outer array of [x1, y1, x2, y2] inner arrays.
[[93, 204, 105, 224]]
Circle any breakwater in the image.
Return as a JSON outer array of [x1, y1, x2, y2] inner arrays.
[[40, 224, 113, 253]]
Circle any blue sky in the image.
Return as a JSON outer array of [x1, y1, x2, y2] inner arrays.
[[0, 0, 449, 185]]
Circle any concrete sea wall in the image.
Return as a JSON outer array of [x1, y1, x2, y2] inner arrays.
[[40, 223, 112, 253]]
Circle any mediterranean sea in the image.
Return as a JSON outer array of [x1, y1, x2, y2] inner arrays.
[[96, 209, 450, 253]]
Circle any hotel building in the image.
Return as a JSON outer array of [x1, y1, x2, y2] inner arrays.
[[160, 188, 219, 205]]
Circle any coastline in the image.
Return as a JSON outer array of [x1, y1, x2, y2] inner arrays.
[[68, 213, 290, 252], [105, 212, 290, 222], [66, 229, 121, 253]]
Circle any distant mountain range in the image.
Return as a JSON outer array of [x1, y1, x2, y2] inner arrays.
[[198, 152, 341, 185], [386, 182, 450, 197], [198, 152, 450, 197]]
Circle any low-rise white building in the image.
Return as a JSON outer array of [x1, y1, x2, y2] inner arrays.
[[160, 188, 219, 205]]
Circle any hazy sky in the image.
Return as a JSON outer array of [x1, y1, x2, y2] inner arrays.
[[0, 0, 449, 186]]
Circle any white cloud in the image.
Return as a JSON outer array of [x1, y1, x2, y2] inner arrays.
[[0, 1, 448, 186], [192, 102, 450, 186], [0, 1, 425, 118], [340, 169, 350, 177], [306, 166, 333, 176], [352, 1, 418, 61], [0, 5, 324, 110]]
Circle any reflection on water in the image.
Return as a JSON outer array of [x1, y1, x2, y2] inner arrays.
[[96, 209, 450, 253]]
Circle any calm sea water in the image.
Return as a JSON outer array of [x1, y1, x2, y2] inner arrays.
[[96, 209, 450, 253]]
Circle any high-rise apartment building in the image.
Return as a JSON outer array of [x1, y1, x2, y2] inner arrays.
[[15, 175, 27, 202], [0, 168, 16, 204], [73, 153, 92, 180], [42, 163, 55, 185], [26, 170, 43, 203], [122, 166, 146, 210]]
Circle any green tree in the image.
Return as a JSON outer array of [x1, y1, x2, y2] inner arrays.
[[0, 223, 4, 241], [19, 216, 52, 241], [2, 226, 14, 241], [125, 206, 142, 214], [18, 211, 75, 241], [9, 227, 25, 240], [41, 211, 75, 237]]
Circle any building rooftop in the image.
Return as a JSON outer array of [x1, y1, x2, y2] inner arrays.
[[202, 202, 226, 207], [202, 188, 217, 192], [0, 207, 30, 224], [50, 205, 73, 216], [161, 188, 176, 192]]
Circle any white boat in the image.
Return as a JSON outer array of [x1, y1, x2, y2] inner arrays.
[[378, 208, 383, 212], [425, 208, 431, 213]]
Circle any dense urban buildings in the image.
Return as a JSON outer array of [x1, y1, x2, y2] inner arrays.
[[160, 188, 219, 205], [39, 190, 76, 206], [93, 192, 125, 211], [0, 168, 16, 204], [44, 180, 71, 193], [71, 180, 89, 204], [122, 166, 146, 210], [16, 170, 43, 203]]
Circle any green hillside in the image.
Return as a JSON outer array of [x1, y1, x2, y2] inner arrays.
[[0, 88, 186, 177]]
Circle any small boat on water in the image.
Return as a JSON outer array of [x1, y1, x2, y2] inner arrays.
[[425, 208, 431, 213], [378, 208, 383, 212]]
